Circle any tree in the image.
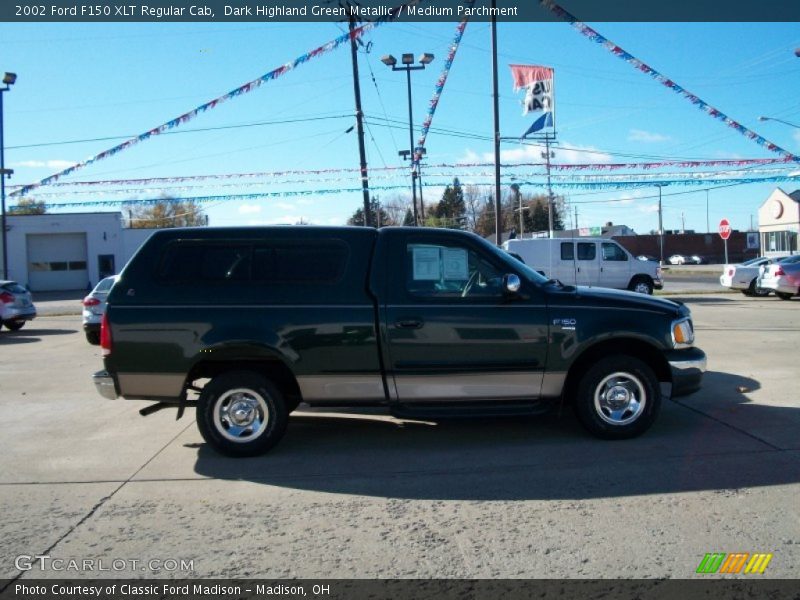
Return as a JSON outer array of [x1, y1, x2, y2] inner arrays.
[[433, 177, 466, 228], [129, 197, 206, 228], [9, 198, 46, 215], [402, 208, 415, 226], [347, 196, 394, 227]]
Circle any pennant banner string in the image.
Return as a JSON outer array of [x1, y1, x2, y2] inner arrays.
[[539, 0, 800, 163], [11, 2, 416, 199], [9, 157, 792, 191], [28, 174, 800, 210]]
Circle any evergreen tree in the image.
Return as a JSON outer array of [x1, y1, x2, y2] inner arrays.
[[433, 177, 466, 228], [347, 196, 393, 227]]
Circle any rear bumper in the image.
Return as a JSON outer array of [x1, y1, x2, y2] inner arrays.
[[666, 347, 707, 397], [759, 277, 798, 294], [2, 307, 36, 322], [93, 370, 119, 400]]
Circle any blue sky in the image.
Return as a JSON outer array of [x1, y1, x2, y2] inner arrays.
[[1, 20, 799, 234]]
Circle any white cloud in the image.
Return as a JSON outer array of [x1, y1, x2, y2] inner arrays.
[[13, 159, 75, 169], [638, 203, 660, 214], [273, 202, 295, 211], [794, 130, 800, 148], [248, 215, 309, 225], [296, 198, 315, 205], [238, 204, 262, 214], [628, 129, 671, 143]]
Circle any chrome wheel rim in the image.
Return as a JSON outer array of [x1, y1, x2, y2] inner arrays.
[[593, 372, 646, 426], [213, 388, 269, 443], [633, 282, 650, 294]]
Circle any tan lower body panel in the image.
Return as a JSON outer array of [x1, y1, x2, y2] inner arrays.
[[118, 373, 185, 399]]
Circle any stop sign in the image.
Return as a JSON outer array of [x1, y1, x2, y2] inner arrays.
[[719, 218, 731, 240]]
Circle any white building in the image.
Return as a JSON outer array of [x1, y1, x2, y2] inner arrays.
[[758, 188, 800, 257], [0, 212, 156, 291]]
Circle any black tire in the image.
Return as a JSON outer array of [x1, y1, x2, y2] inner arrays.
[[573, 355, 661, 440], [3, 320, 25, 331], [628, 277, 654, 295], [776, 292, 793, 301], [749, 279, 770, 297], [196, 370, 288, 457], [85, 330, 101, 345]]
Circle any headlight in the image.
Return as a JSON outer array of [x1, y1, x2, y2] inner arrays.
[[671, 317, 694, 348]]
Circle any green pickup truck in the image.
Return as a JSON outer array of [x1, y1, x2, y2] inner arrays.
[[93, 226, 706, 456]]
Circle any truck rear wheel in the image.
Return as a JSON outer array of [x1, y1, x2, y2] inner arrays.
[[196, 371, 288, 457], [573, 356, 660, 440]]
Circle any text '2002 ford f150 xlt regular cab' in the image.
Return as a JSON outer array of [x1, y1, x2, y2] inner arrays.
[[93, 226, 706, 456]]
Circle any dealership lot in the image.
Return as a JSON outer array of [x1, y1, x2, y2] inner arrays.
[[1, 294, 798, 580]]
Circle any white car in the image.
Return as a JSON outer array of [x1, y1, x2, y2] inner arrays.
[[668, 254, 687, 265], [758, 255, 800, 300], [82, 275, 118, 344], [719, 256, 778, 296]]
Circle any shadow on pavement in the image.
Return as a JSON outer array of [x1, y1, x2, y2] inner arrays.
[[192, 370, 800, 500], [0, 327, 77, 340]]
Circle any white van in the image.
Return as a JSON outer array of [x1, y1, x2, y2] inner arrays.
[[503, 237, 663, 294]]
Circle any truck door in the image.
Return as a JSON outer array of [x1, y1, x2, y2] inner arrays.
[[575, 242, 600, 287], [383, 230, 549, 403], [600, 242, 631, 289]]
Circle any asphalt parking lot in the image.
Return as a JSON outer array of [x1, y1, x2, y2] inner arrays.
[[1, 292, 798, 581]]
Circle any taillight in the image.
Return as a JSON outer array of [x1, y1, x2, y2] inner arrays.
[[0, 291, 13, 304], [83, 296, 101, 307], [774, 267, 785, 276], [100, 313, 112, 356], [727, 268, 734, 276]]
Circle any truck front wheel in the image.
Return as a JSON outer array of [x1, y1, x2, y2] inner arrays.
[[573, 356, 661, 440], [196, 371, 288, 457], [628, 277, 654, 295]]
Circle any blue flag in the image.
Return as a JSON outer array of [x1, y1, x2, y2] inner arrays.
[[522, 111, 553, 138]]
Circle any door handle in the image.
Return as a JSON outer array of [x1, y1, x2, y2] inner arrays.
[[395, 319, 423, 329]]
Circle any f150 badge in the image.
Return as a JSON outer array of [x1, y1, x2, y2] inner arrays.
[[553, 318, 577, 330]]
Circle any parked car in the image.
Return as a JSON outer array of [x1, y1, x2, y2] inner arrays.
[[719, 256, 778, 296], [0, 280, 36, 331], [82, 275, 118, 344], [688, 255, 706, 265], [94, 226, 705, 456], [503, 237, 663, 294], [757, 255, 800, 300], [668, 254, 687, 265], [637, 255, 658, 262]]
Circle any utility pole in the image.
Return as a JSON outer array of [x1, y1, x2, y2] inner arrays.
[[705, 189, 710, 233], [574, 205, 578, 233], [348, 16, 372, 227], [657, 185, 664, 264], [544, 137, 555, 238], [491, 2, 502, 246]]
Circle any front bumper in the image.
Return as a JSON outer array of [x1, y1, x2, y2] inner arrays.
[[93, 370, 119, 400], [666, 347, 707, 397], [654, 279, 664, 290]]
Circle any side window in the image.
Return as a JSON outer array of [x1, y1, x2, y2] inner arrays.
[[602, 243, 628, 261], [158, 243, 250, 282], [252, 242, 348, 284], [561, 242, 574, 260], [577, 243, 596, 261], [406, 242, 503, 299]]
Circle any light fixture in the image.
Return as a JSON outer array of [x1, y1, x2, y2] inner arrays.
[[380, 55, 397, 67], [418, 53, 434, 65], [758, 116, 767, 121], [2, 72, 16, 86], [401, 53, 414, 65]]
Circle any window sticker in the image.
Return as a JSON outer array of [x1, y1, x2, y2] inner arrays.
[[442, 247, 469, 280], [412, 246, 441, 280]]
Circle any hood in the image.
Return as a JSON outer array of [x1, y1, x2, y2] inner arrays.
[[569, 285, 686, 316]]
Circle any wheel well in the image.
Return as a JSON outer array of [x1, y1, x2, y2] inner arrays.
[[562, 338, 671, 404], [186, 359, 302, 406], [629, 274, 653, 286]]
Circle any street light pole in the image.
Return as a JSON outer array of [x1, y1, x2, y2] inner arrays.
[[1, 72, 17, 280], [657, 185, 664, 265], [758, 115, 800, 129], [382, 53, 434, 227]]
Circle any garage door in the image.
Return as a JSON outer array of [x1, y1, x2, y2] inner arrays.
[[27, 233, 89, 291]]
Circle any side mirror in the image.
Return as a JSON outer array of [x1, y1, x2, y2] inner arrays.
[[503, 273, 521, 294]]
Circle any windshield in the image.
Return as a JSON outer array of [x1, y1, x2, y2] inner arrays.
[[741, 257, 768, 266], [777, 255, 800, 264]]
